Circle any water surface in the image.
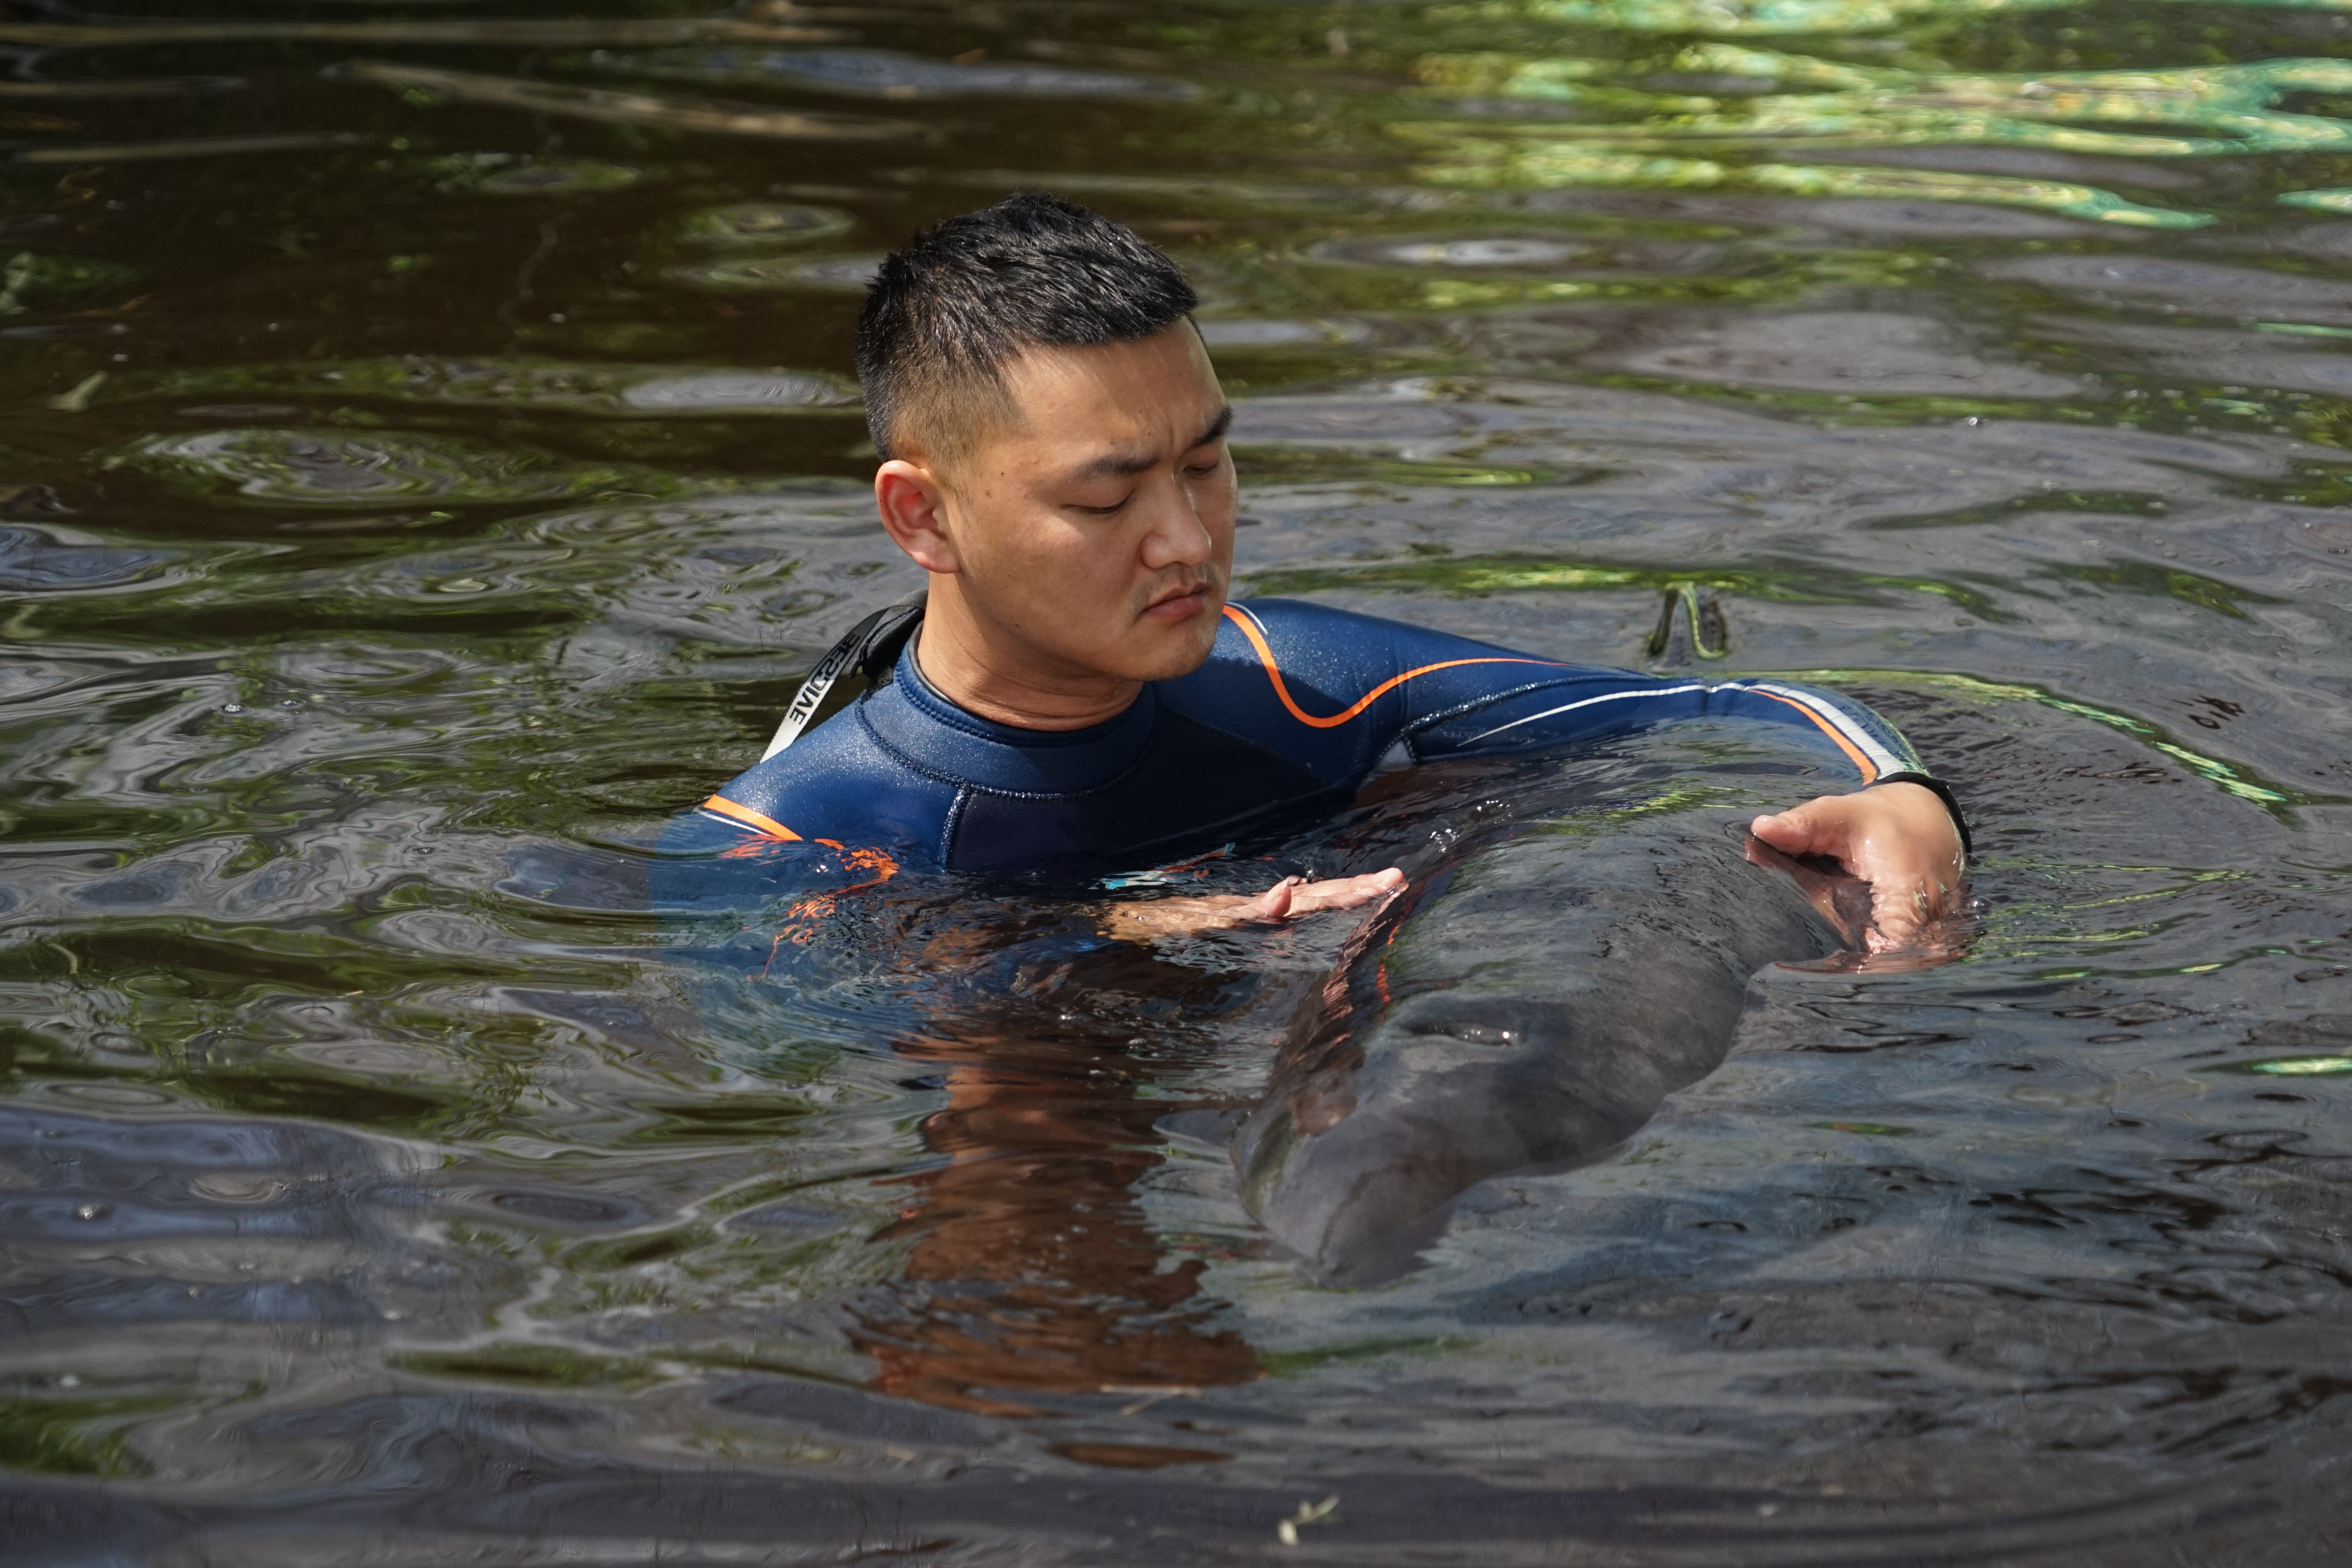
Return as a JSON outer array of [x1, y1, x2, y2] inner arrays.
[[5, 0, 2352, 1560]]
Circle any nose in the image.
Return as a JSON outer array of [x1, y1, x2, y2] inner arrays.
[[1137, 471, 1213, 572]]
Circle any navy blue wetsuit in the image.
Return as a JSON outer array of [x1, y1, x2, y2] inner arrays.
[[664, 599, 1953, 885]]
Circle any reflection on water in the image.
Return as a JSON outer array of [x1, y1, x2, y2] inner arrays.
[[607, 46, 1202, 103], [333, 60, 926, 143], [7, 0, 2352, 1559], [853, 960, 1264, 1419]]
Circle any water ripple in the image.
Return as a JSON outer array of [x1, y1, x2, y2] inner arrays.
[[7, 0, 2352, 1557], [333, 62, 925, 143]]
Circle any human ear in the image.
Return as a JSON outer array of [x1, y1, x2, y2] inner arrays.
[[874, 459, 961, 575]]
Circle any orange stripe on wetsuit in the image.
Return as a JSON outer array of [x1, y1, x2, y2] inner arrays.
[[1744, 690, 1878, 784], [700, 794, 800, 839], [1221, 605, 1563, 730]]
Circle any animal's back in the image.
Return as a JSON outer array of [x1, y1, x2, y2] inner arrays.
[[1233, 796, 1848, 1285]]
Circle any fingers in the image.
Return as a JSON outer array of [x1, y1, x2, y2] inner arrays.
[[1280, 867, 1406, 916], [1750, 833, 1872, 951], [1749, 796, 1850, 862], [1249, 876, 1300, 922], [1864, 880, 1930, 953], [1863, 876, 1972, 960], [1847, 784, 1965, 951], [1867, 857, 1964, 949]]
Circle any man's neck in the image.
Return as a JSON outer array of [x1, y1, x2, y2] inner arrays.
[[912, 584, 1142, 732]]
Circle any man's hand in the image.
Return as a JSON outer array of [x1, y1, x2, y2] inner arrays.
[[1103, 868, 1406, 940], [1750, 782, 1965, 954]]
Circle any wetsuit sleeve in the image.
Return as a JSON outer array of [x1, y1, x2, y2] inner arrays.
[[1200, 600, 1967, 850], [1412, 666, 1967, 852], [1408, 667, 1919, 779]]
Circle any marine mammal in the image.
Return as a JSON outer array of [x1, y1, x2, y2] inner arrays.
[[1232, 786, 1857, 1286]]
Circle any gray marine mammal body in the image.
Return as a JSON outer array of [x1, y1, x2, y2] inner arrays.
[[1230, 794, 1853, 1285]]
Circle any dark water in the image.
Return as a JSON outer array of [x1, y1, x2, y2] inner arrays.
[[6, 0, 2352, 1560]]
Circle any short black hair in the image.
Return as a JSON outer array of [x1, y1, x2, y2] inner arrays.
[[854, 192, 1199, 463]]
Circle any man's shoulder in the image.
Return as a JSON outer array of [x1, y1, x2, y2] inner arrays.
[[1220, 595, 1387, 638], [1205, 596, 1400, 666], [690, 701, 958, 852], [1209, 596, 1522, 670], [1158, 597, 1459, 765]]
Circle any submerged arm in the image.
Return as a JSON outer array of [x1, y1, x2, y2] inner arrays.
[[1099, 868, 1406, 940]]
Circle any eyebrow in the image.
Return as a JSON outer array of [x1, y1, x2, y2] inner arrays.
[[1069, 405, 1234, 483]]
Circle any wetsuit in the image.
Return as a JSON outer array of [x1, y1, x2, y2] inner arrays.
[[664, 599, 1960, 885]]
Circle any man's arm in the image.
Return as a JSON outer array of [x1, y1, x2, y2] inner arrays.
[[1100, 868, 1406, 940], [1183, 601, 1969, 951], [1322, 612, 1969, 949], [1411, 666, 1969, 952]]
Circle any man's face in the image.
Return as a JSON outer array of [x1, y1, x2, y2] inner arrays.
[[926, 324, 1236, 686]]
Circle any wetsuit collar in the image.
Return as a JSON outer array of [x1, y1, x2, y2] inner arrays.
[[857, 640, 1159, 797]]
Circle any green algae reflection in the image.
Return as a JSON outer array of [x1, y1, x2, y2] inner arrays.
[[1492, 0, 2352, 36], [1418, 49, 2352, 162], [0, 1390, 177, 1479], [1401, 48, 2352, 227], [1818, 670, 2341, 813], [1406, 140, 2205, 227]]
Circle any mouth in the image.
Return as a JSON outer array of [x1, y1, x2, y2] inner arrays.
[[1142, 577, 1220, 622]]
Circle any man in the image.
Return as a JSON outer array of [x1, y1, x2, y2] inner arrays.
[[671, 194, 1967, 950]]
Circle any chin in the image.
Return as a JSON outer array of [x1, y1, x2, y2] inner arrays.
[[1121, 615, 1221, 683]]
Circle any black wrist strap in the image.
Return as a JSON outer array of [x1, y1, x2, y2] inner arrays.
[[1869, 771, 1971, 859]]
